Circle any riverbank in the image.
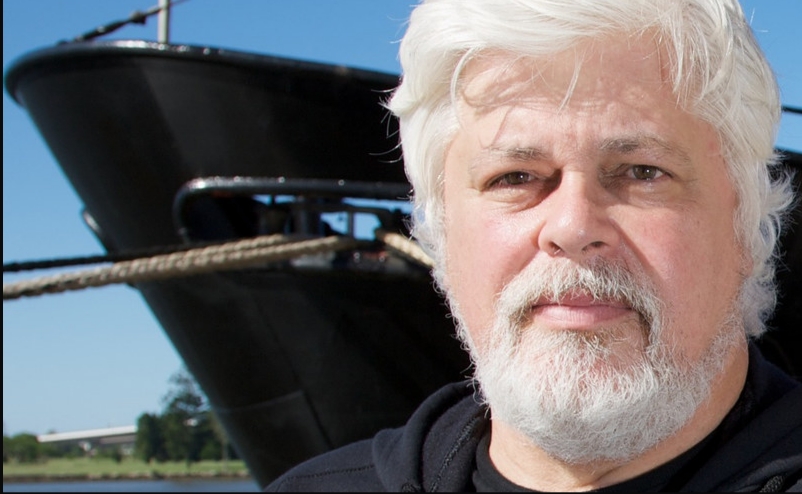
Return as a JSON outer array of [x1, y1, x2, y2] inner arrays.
[[3, 457, 251, 483]]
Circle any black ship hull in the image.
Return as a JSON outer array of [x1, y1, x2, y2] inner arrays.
[[4, 41, 470, 486]]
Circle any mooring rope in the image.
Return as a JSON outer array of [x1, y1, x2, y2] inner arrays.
[[2, 235, 354, 301], [2, 239, 230, 273], [3, 232, 434, 301], [375, 230, 434, 269]]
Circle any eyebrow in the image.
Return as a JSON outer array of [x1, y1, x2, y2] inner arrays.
[[478, 146, 550, 164], [501, 146, 550, 162], [599, 135, 692, 166], [477, 134, 693, 169]]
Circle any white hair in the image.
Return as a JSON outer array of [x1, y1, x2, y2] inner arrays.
[[387, 0, 795, 338]]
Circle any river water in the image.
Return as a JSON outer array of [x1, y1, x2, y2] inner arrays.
[[2, 478, 259, 492]]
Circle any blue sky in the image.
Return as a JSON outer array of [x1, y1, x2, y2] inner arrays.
[[3, 0, 801, 437]]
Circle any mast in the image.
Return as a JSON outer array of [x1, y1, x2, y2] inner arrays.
[[158, 0, 171, 43]]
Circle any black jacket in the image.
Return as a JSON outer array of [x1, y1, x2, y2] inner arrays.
[[267, 345, 802, 492]]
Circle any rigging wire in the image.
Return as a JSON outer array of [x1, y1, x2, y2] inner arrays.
[[65, 0, 191, 43]]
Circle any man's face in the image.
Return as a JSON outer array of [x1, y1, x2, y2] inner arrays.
[[441, 39, 748, 461]]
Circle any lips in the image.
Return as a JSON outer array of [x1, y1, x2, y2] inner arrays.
[[531, 292, 634, 329]]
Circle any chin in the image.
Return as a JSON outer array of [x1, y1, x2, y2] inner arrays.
[[473, 318, 741, 464]]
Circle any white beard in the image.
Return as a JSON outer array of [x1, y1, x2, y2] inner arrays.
[[450, 258, 741, 464]]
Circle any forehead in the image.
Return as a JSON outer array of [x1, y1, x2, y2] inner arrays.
[[449, 36, 722, 160], [457, 35, 675, 116]]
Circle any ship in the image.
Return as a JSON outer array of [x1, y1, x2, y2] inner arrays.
[[4, 2, 801, 488]]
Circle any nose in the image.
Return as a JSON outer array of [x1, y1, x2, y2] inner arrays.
[[536, 173, 619, 259]]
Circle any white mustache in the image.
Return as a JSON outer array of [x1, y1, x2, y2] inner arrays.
[[495, 258, 663, 334]]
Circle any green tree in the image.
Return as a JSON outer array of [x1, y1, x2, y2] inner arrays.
[[5, 433, 41, 463], [191, 412, 220, 461], [37, 441, 60, 459], [160, 368, 209, 463], [161, 411, 193, 462], [135, 367, 228, 464], [162, 368, 207, 418], [135, 412, 166, 462]]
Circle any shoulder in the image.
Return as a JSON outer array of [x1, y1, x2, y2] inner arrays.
[[685, 348, 802, 492], [265, 438, 382, 492], [265, 381, 483, 492]]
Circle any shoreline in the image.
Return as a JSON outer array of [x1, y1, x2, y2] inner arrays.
[[3, 457, 252, 483], [3, 470, 253, 483]]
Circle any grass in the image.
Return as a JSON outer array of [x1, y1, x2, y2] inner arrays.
[[3, 457, 251, 481]]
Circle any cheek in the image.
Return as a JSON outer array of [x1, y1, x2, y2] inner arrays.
[[630, 212, 743, 358], [444, 203, 531, 333], [444, 208, 495, 322]]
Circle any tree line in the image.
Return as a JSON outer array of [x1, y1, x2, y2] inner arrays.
[[4, 369, 237, 464], [134, 368, 237, 464]]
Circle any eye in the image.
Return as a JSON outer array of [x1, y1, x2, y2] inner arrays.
[[628, 165, 665, 181], [488, 171, 535, 188]]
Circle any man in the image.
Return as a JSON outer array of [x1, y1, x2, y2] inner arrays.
[[267, 0, 801, 491]]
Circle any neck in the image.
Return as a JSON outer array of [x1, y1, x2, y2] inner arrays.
[[487, 340, 749, 491]]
